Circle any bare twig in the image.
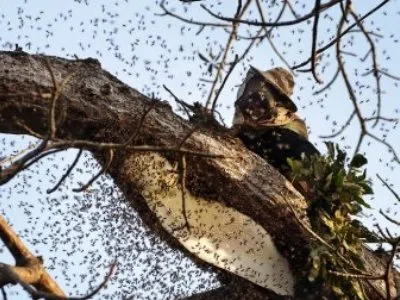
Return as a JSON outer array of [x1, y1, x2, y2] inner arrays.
[[0, 139, 48, 185], [178, 155, 190, 231], [43, 59, 74, 139], [201, 0, 342, 27], [379, 69, 400, 81], [379, 209, 400, 227], [376, 174, 400, 203], [205, 0, 252, 109], [125, 100, 157, 145], [349, 8, 381, 128], [285, 0, 300, 19], [384, 239, 400, 299], [310, 0, 323, 83], [158, 0, 230, 28], [254, 0, 293, 72], [319, 111, 356, 139], [293, 0, 390, 70], [283, 194, 338, 253], [335, 2, 367, 157], [328, 269, 382, 280], [72, 149, 114, 192], [0, 142, 41, 167], [163, 85, 193, 118], [47, 149, 83, 194], [211, 54, 239, 113], [15, 120, 45, 139], [313, 67, 340, 95], [367, 132, 400, 163], [177, 126, 200, 150]]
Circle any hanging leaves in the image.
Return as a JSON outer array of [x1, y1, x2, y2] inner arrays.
[[288, 143, 374, 299]]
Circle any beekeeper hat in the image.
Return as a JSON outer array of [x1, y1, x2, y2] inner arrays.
[[237, 66, 297, 112]]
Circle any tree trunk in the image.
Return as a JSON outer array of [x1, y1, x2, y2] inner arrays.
[[0, 51, 395, 298]]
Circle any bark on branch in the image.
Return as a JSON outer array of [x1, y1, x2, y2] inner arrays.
[[0, 51, 395, 298], [0, 214, 65, 296]]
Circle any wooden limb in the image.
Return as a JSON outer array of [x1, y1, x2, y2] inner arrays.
[[0, 215, 65, 296]]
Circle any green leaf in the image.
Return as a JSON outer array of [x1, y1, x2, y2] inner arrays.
[[350, 154, 368, 168], [287, 158, 303, 175], [354, 195, 371, 209], [334, 169, 346, 188], [313, 160, 325, 180], [323, 172, 333, 190], [342, 182, 362, 194], [359, 182, 373, 195]]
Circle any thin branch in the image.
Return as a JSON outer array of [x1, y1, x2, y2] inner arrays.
[[379, 209, 400, 227], [1, 135, 229, 187], [125, 100, 157, 145], [173, 126, 204, 233], [292, 0, 391, 70], [319, 110, 355, 139], [205, 0, 252, 109], [384, 239, 400, 299], [285, 0, 300, 19], [367, 132, 400, 163], [349, 8, 381, 128], [177, 126, 200, 150], [336, 2, 367, 156], [283, 194, 337, 253], [375, 223, 391, 241], [47, 149, 83, 194], [201, 0, 342, 27], [310, 0, 323, 83], [0, 142, 41, 167], [43, 59, 73, 139], [0, 139, 48, 185], [157, 0, 230, 28], [313, 67, 340, 95], [178, 155, 190, 231], [15, 120, 45, 139], [235, 0, 242, 19], [52, 139, 230, 157], [73, 149, 114, 192], [328, 269, 383, 280], [376, 174, 400, 203], [211, 54, 239, 113], [364, 116, 398, 123], [254, 0, 293, 72], [16, 148, 64, 174], [163, 85, 193, 119], [379, 69, 400, 81], [348, 29, 384, 39]]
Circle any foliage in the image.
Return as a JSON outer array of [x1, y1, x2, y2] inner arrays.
[[288, 142, 373, 299]]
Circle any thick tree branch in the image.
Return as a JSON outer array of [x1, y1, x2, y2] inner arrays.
[[0, 51, 396, 298]]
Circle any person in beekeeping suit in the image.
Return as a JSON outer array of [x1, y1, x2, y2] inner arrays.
[[232, 66, 319, 177]]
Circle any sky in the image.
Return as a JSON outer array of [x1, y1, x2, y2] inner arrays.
[[0, 0, 399, 298]]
